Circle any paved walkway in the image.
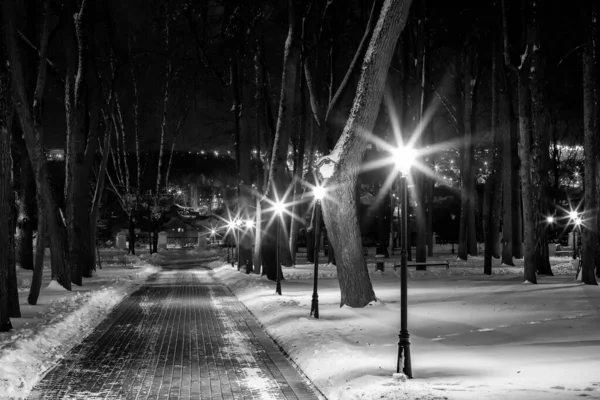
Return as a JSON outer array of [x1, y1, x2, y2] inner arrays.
[[29, 263, 321, 400]]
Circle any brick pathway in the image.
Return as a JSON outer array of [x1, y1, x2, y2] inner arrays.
[[29, 266, 321, 400]]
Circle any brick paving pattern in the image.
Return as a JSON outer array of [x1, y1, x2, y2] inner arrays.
[[29, 267, 321, 400]]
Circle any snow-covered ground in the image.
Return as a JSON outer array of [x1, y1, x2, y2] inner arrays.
[[216, 250, 600, 400], [2, 245, 599, 400], [0, 249, 162, 399]]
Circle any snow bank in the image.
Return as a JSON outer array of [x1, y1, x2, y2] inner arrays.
[[0, 254, 159, 399]]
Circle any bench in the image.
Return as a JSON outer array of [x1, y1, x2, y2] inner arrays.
[[394, 261, 450, 271]]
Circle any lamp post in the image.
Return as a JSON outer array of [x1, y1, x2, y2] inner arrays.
[[546, 216, 555, 246], [569, 211, 580, 260], [227, 220, 235, 267], [311, 185, 326, 319], [394, 144, 416, 379], [274, 201, 285, 295], [245, 219, 254, 273], [573, 217, 582, 260], [235, 219, 242, 270], [450, 213, 456, 254]]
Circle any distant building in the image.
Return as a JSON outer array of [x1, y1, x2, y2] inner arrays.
[[46, 149, 65, 161]]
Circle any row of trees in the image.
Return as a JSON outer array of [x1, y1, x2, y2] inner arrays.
[[2, 0, 598, 334], [0, 0, 194, 331]]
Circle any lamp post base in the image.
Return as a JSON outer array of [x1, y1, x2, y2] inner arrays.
[[310, 293, 319, 319], [397, 332, 412, 378], [276, 280, 282, 295]]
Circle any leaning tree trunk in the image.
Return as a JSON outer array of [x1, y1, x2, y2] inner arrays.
[[4, 0, 71, 290], [16, 138, 35, 271], [319, 0, 412, 308], [581, 5, 599, 285], [28, 206, 46, 305]]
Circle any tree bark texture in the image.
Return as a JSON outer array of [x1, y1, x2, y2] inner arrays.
[[0, 41, 16, 329], [529, 16, 552, 276], [4, 0, 71, 290], [517, 70, 537, 284], [458, 42, 479, 260], [28, 208, 45, 305], [16, 137, 35, 271], [319, 0, 412, 308], [581, 4, 599, 285]]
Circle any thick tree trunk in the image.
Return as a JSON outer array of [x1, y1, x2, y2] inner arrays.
[[484, 42, 503, 274], [0, 51, 16, 328], [529, 17, 552, 276], [28, 209, 45, 305], [16, 138, 35, 271], [581, 5, 599, 285], [63, 0, 91, 286], [4, 0, 71, 290], [320, 0, 412, 308], [457, 42, 479, 260], [517, 72, 537, 284], [289, 65, 307, 263]]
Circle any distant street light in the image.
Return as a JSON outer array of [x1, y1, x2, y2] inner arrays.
[[274, 201, 285, 295], [394, 143, 415, 379]]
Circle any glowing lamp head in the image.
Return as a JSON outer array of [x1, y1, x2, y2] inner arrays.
[[235, 219, 242, 227], [546, 216, 555, 224], [394, 146, 417, 174], [245, 219, 254, 228], [569, 210, 579, 220], [274, 201, 285, 215], [314, 185, 326, 201], [210, 229, 216, 236], [574, 217, 582, 226], [227, 220, 235, 229]]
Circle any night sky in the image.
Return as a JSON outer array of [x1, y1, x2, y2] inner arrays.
[[14, 0, 588, 154]]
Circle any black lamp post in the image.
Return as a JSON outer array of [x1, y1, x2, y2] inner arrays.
[[450, 213, 456, 254], [573, 218, 581, 260], [311, 185, 326, 318], [275, 201, 285, 295], [228, 221, 235, 267], [235, 219, 242, 270], [569, 211, 581, 260], [394, 145, 415, 379]]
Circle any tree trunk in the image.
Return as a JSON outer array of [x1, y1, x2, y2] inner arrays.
[[4, 0, 71, 290], [517, 70, 537, 283], [0, 50, 16, 328], [529, 14, 552, 276], [319, 0, 412, 308], [28, 208, 45, 305], [262, 0, 303, 278], [458, 42, 479, 260], [581, 4, 599, 285], [16, 138, 35, 271], [63, 0, 89, 287]]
